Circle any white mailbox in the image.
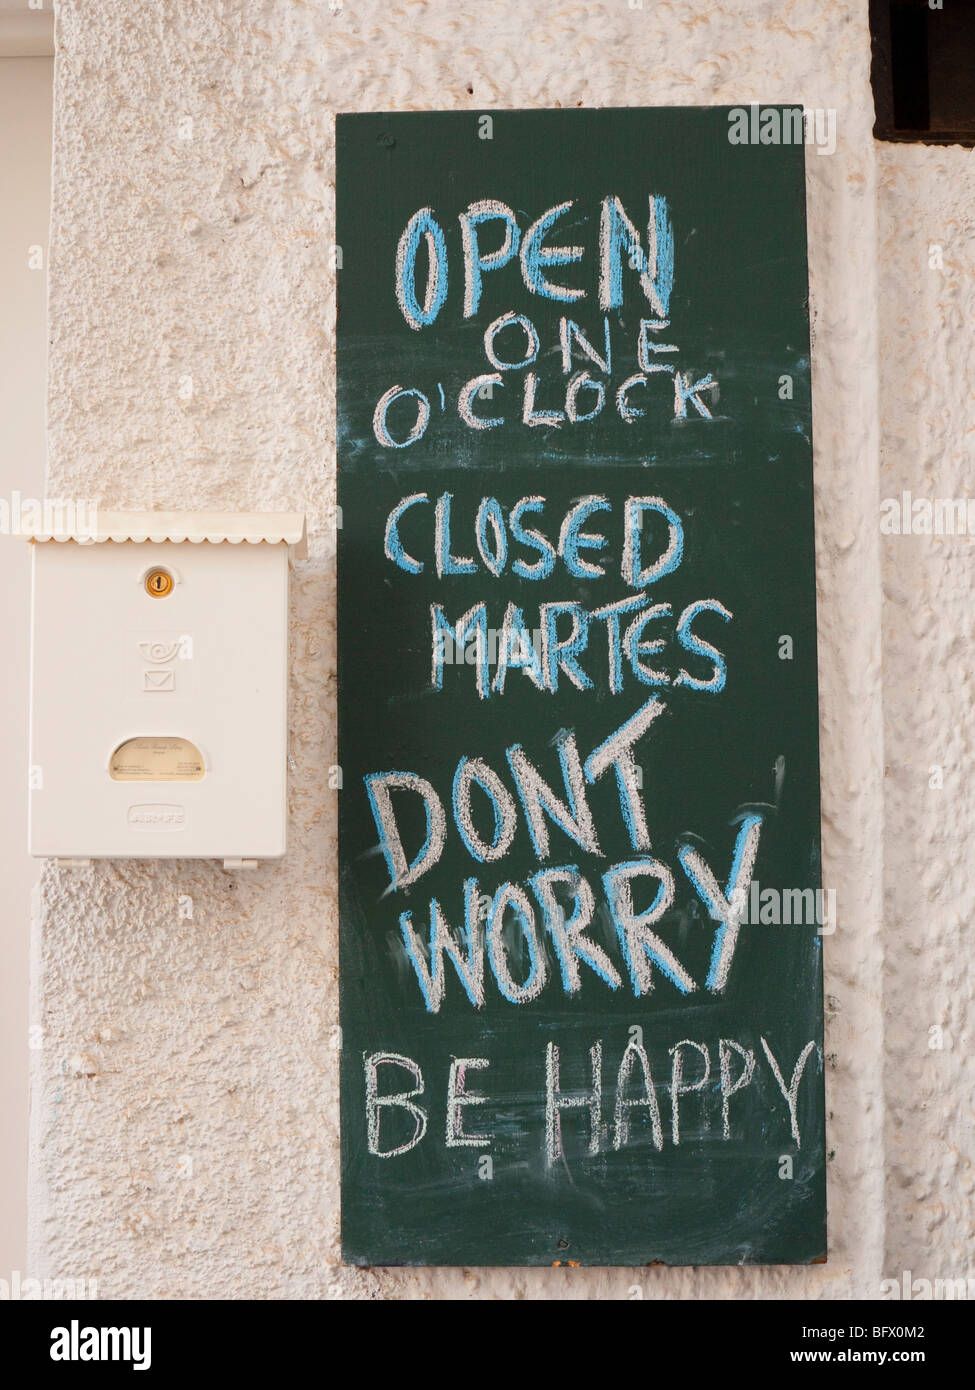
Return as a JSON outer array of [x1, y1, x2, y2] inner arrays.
[[26, 511, 306, 867]]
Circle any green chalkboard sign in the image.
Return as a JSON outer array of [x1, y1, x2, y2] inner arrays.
[[337, 107, 826, 1267]]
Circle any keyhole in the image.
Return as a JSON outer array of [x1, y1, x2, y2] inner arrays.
[[145, 567, 174, 598]]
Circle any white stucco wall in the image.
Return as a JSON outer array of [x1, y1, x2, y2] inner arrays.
[[876, 142, 975, 1282], [29, 0, 969, 1299]]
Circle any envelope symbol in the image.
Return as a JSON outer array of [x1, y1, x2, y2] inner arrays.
[[144, 669, 175, 691]]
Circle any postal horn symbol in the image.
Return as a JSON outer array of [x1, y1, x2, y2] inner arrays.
[[138, 640, 181, 664]]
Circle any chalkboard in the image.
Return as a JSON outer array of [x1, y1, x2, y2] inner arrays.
[[337, 107, 826, 1267]]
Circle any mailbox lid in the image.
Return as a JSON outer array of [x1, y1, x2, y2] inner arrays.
[[20, 509, 307, 559]]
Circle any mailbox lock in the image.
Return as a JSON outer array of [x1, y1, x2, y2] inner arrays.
[[144, 567, 174, 598]]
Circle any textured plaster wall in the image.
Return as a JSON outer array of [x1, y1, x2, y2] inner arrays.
[[30, 0, 938, 1299], [877, 143, 975, 1282]]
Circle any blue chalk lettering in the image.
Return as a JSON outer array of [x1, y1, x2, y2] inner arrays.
[[493, 605, 545, 694], [475, 497, 508, 575], [461, 203, 521, 318], [486, 885, 543, 1002], [400, 878, 483, 1012], [543, 602, 593, 691], [396, 208, 448, 328], [436, 493, 477, 576], [384, 492, 428, 574], [625, 497, 684, 587], [506, 734, 591, 859], [520, 201, 585, 303], [431, 604, 491, 696], [452, 758, 507, 862], [560, 496, 610, 578], [533, 865, 621, 992], [675, 598, 731, 692], [593, 594, 647, 695], [511, 497, 556, 580], [602, 195, 674, 315], [364, 771, 432, 888], [603, 858, 690, 995]]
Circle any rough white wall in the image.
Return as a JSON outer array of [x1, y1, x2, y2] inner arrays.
[[877, 143, 975, 1284], [31, 0, 909, 1298]]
